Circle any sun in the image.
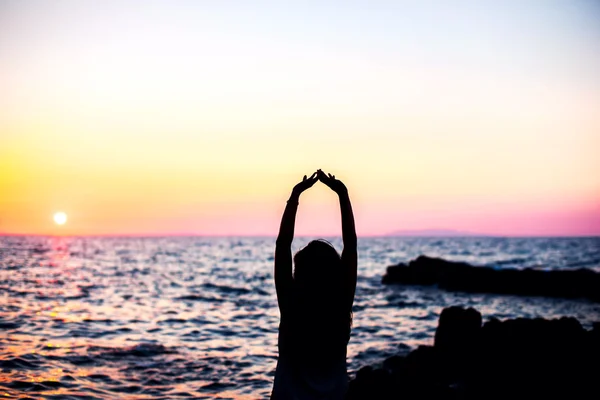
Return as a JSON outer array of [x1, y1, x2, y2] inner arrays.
[[53, 212, 67, 225]]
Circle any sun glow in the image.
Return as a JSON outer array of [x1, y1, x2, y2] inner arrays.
[[0, 2, 598, 236], [53, 212, 67, 226]]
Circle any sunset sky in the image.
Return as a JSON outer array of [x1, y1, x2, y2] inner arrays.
[[1, 1, 599, 236]]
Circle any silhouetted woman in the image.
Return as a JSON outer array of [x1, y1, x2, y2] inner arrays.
[[271, 170, 358, 400]]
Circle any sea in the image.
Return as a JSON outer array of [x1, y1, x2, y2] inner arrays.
[[1, 236, 599, 399]]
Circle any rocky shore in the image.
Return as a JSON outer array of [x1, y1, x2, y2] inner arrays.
[[382, 255, 600, 302], [347, 306, 600, 399]]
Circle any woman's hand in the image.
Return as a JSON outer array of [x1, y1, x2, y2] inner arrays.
[[317, 169, 347, 195], [292, 172, 318, 196]]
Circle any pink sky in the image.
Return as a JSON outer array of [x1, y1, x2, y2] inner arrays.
[[1, 1, 599, 236]]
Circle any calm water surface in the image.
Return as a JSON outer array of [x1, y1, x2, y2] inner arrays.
[[1, 236, 599, 399]]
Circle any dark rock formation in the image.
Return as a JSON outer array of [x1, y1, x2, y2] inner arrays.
[[382, 255, 600, 302], [347, 306, 600, 400]]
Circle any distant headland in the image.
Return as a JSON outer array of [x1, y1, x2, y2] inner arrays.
[[385, 229, 486, 237]]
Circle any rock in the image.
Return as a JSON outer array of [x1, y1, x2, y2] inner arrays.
[[346, 366, 392, 400], [382, 355, 406, 372], [434, 306, 482, 351], [382, 255, 600, 302], [434, 307, 482, 382], [347, 306, 600, 400]]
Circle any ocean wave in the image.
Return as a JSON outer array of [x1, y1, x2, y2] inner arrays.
[[2, 236, 599, 398]]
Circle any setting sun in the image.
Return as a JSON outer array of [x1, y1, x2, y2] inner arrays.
[[53, 212, 67, 226]]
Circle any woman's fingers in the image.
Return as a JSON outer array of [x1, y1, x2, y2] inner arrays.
[[315, 170, 340, 189], [297, 172, 318, 191]]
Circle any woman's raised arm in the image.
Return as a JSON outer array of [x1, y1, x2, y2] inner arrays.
[[317, 170, 357, 309], [274, 172, 318, 313]]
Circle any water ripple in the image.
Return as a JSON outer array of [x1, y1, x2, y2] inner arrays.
[[1, 236, 599, 398]]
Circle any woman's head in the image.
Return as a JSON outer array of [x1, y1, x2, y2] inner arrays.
[[293, 239, 343, 296]]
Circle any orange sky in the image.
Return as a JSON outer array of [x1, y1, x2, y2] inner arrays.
[[1, 1, 599, 236]]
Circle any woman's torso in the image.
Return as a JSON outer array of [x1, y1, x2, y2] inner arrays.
[[271, 300, 351, 400]]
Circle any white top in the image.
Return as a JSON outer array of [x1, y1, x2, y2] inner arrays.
[[271, 317, 350, 400], [271, 355, 348, 400]]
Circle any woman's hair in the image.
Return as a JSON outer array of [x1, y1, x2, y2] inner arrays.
[[290, 240, 352, 358], [293, 239, 343, 291]]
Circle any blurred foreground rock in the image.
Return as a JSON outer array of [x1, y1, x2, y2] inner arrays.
[[347, 306, 600, 400], [382, 255, 600, 302]]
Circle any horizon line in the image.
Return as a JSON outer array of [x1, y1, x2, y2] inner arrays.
[[1, 233, 599, 239]]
